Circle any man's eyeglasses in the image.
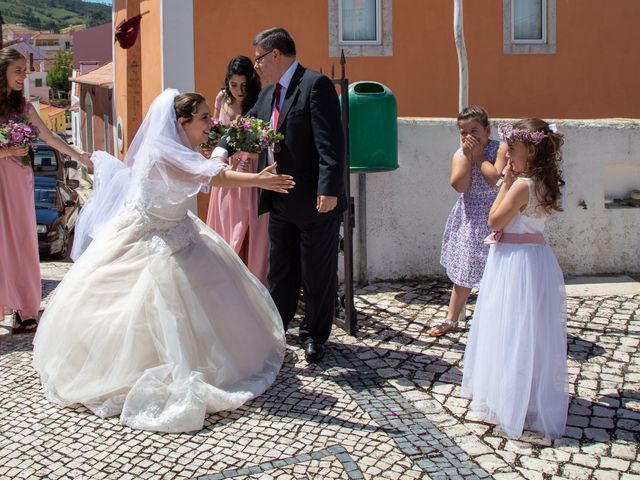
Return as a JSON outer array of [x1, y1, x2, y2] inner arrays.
[[254, 49, 274, 64]]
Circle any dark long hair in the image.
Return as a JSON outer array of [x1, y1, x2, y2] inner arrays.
[[0, 48, 26, 117], [223, 56, 261, 115], [513, 118, 565, 213]]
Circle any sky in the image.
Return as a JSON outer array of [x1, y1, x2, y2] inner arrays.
[[82, 0, 112, 5]]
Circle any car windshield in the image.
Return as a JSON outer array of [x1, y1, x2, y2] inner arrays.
[[34, 186, 60, 210], [33, 148, 58, 172]]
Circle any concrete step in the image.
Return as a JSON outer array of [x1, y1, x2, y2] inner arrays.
[[565, 275, 640, 297]]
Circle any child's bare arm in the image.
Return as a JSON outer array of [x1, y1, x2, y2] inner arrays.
[[477, 143, 508, 186], [488, 166, 529, 230], [450, 150, 471, 192]]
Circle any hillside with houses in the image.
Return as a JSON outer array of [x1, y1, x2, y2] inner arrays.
[[1, 5, 112, 152], [0, 0, 109, 32]]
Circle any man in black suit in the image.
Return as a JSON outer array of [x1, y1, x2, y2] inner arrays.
[[214, 27, 345, 363]]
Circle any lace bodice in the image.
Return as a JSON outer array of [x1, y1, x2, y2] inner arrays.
[[504, 177, 548, 234], [145, 199, 190, 221], [122, 175, 194, 255], [112, 199, 194, 258]]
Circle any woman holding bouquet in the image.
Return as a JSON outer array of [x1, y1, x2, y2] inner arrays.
[[206, 56, 270, 285], [0, 48, 90, 333], [33, 89, 294, 432]]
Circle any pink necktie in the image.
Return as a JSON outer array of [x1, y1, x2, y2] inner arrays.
[[272, 83, 282, 130]]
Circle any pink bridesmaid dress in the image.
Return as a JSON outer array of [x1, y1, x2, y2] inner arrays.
[[206, 94, 269, 285], [0, 104, 41, 320]]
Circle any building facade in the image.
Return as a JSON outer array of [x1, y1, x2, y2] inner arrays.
[[72, 62, 114, 155], [38, 102, 67, 133], [71, 23, 112, 70], [111, 0, 640, 231], [1, 23, 39, 45], [113, 0, 640, 144]]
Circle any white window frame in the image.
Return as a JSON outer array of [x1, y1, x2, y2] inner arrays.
[[503, 0, 556, 55], [338, 0, 382, 46], [329, 0, 393, 57]]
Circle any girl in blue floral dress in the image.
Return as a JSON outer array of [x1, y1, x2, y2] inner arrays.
[[431, 106, 507, 336]]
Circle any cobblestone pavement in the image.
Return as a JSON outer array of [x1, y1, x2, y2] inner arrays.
[[1, 261, 638, 479]]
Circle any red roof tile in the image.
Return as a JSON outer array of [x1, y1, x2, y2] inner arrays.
[[72, 61, 113, 88]]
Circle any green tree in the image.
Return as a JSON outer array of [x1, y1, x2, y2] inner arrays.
[[46, 49, 73, 94]]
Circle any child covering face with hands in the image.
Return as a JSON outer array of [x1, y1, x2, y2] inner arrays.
[[461, 118, 568, 439], [433, 106, 507, 337]]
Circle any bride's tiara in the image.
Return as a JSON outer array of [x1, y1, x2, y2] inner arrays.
[[498, 122, 556, 145]]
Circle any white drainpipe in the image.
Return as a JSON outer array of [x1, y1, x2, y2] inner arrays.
[[453, 0, 468, 111]]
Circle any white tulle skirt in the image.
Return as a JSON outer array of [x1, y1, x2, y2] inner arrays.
[[461, 242, 568, 439], [33, 206, 285, 433]]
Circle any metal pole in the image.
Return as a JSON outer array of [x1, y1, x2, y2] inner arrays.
[[339, 50, 356, 335], [325, 51, 356, 336], [357, 173, 367, 284]]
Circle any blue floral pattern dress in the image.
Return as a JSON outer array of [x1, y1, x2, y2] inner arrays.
[[440, 140, 501, 288]]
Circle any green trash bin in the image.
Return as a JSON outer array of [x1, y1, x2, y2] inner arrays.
[[345, 81, 398, 172]]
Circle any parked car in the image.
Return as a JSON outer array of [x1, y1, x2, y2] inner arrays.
[[55, 131, 70, 144], [31, 142, 79, 189], [34, 176, 81, 259]]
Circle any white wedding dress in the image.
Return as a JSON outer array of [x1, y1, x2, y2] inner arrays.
[[32, 89, 285, 433]]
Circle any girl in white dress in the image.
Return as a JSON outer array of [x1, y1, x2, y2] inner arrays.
[[461, 118, 568, 439], [33, 89, 295, 433]]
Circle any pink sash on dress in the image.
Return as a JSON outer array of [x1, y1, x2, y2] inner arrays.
[[483, 230, 545, 245]]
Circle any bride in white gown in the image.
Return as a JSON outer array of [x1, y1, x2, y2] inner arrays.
[[32, 89, 294, 433]]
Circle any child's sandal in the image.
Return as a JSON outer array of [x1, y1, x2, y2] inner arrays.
[[429, 318, 458, 337]]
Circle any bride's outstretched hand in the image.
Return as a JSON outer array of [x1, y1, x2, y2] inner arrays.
[[257, 163, 295, 193]]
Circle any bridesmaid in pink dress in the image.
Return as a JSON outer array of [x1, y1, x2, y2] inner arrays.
[[0, 48, 91, 332], [206, 56, 270, 285]]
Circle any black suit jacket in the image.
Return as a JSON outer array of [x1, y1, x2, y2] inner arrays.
[[221, 64, 346, 224]]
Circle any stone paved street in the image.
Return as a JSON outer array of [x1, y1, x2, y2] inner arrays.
[[0, 260, 639, 479]]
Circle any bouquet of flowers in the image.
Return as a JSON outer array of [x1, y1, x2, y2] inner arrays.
[[204, 118, 227, 148], [226, 117, 284, 154], [0, 118, 39, 166]]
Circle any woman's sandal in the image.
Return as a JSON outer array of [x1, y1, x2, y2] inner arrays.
[[11, 312, 38, 334], [428, 318, 458, 337]]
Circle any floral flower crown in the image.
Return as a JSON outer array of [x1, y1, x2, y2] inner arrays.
[[498, 122, 557, 145]]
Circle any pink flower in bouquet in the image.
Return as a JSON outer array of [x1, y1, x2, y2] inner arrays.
[[226, 117, 284, 154], [0, 118, 40, 166], [204, 118, 228, 148]]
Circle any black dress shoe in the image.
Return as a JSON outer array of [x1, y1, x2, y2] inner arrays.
[[303, 339, 325, 363]]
